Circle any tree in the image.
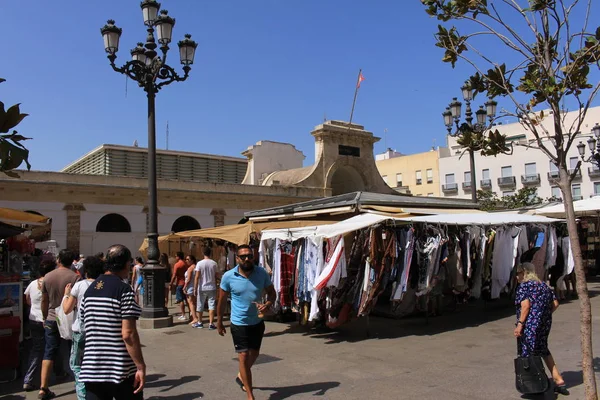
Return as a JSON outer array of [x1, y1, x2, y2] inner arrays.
[[477, 187, 542, 211], [422, 1, 599, 397], [0, 78, 31, 177]]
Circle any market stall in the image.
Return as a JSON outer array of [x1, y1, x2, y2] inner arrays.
[[535, 197, 600, 276], [258, 211, 564, 329]]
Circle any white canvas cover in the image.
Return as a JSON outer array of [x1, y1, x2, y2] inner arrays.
[[535, 197, 600, 218], [260, 213, 390, 241], [399, 212, 560, 225]]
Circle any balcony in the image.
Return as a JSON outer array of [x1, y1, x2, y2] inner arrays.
[[394, 185, 411, 194], [462, 181, 473, 191], [480, 179, 492, 189], [547, 171, 560, 181], [569, 169, 582, 180], [573, 195, 583, 201], [589, 167, 600, 179], [521, 173, 541, 185], [497, 176, 516, 187], [442, 183, 458, 193]]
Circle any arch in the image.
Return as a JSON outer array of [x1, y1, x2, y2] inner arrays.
[[329, 165, 366, 196], [171, 216, 201, 233], [25, 210, 43, 216], [96, 213, 132, 233]]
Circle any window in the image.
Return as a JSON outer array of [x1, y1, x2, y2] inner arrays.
[[427, 193, 434, 197], [549, 161, 558, 172], [482, 169, 490, 180], [551, 186, 562, 199], [594, 183, 600, 196], [572, 183, 582, 199], [464, 171, 471, 182], [501, 166, 512, 177], [525, 162, 536, 175], [569, 157, 578, 170], [502, 190, 515, 197], [426, 169, 433, 183], [171, 216, 201, 233], [96, 214, 131, 233], [445, 173, 455, 184], [416, 170, 422, 185], [415, 193, 422, 196], [396, 173, 403, 187], [382, 175, 388, 185]]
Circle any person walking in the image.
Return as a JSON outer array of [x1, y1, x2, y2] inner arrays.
[[131, 257, 144, 305], [217, 245, 276, 400], [514, 262, 569, 396], [38, 250, 80, 400], [23, 260, 56, 392], [194, 247, 219, 330], [160, 253, 172, 306], [62, 256, 105, 400], [79, 245, 146, 399], [170, 252, 187, 321], [184, 255, 198, 325]]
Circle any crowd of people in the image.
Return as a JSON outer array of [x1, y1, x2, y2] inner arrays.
[[22, 244, 273, 400]]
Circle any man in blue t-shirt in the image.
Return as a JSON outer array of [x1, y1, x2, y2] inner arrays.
[[217, 244, 275, 400]]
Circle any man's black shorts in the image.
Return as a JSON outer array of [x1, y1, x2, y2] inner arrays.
[[230, 321, 265, 353]]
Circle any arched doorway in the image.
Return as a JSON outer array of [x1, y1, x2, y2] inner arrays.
[[330, 166, 366, 195], [96, 213, 132, 232], [171, 216, 201, 233]]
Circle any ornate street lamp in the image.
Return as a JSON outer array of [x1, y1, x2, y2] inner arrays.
[[577, 123, 600, 169], [101, 3, 197, 327], [442, 83, 495, 203]]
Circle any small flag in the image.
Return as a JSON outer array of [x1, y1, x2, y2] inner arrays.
[[357, 72, 365, 88]]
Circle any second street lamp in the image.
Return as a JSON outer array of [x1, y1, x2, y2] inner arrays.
[[101, 3, 197, 327], [442, 83, 496, 203], [577, 122, 600, 170]]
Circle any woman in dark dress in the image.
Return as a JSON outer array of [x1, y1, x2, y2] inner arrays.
[[514, 262, 569, 395]]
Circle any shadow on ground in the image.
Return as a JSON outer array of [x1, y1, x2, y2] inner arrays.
[[265, 297, 516, 344], [255, 381, 340, 400], [145, 375, 201, 392], [146, 393, 204, 400], [560, 357, 600, 388]]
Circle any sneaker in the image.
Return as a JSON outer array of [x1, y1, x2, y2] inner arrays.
[[177, 315, 187, 321], [23, 383, 36, 392], [192, 322, 204, 329], [208, 324, 217, 330]]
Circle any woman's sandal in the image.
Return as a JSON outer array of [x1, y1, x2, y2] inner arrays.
[[235, 375, 247, 392], [38, 387, 56, 400]]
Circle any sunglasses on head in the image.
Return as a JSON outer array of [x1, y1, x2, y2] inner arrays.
[[238, 254, 254, 260]]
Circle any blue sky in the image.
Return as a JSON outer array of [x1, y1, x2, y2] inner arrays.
[[2, 0, 598, 171]]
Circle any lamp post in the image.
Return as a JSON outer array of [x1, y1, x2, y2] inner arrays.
[[577, 123, 600, 170], [101, 1, 197, 327], [442, 81, 497, 203]]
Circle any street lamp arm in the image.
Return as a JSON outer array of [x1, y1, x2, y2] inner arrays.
[[156, 65, 191, 89], [109, 58, 149, 84]]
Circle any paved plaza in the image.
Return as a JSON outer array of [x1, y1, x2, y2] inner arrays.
[[2, 282, 600, 400]]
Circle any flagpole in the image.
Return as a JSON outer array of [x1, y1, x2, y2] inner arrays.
[[348, 68, 362, 126]]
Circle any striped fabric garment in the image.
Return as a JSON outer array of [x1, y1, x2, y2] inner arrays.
[[79, 274, 141, 384]]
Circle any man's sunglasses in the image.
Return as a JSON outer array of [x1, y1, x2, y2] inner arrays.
[[238, 254, 254, 260]]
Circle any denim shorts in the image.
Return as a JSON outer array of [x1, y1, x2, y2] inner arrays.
[[175, 285, 185, 302], [43, 320, 60, 361], [196, 290, 217, 312]]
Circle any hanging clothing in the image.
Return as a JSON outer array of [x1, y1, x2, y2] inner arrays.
[[279, 243, 295, 308], [531, 226, 548, 280], [544, 226, 558, 270], [308, 237, 325, 322], [491, 227, 518, 299], [314, 236, 346, 290]]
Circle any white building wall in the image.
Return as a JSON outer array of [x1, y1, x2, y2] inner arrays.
[[439, 107, 600, 200], [241, 141, 305, 185]]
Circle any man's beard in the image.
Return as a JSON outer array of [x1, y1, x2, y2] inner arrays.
[[240, 261, 254, 272]]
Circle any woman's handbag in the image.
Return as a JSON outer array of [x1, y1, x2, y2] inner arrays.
[[514, 339, 550, 394]]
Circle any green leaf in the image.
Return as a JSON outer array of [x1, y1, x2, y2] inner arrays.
[[0, 103, 28, 134], [0, 78, 5, 84], [0, 138, 30, 171]]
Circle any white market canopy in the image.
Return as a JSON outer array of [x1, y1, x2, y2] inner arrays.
[[260, 213, 390, 241], [535, 197, 600, 218], [400, 212, 562, 225], [260, 212, 560, 241]]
